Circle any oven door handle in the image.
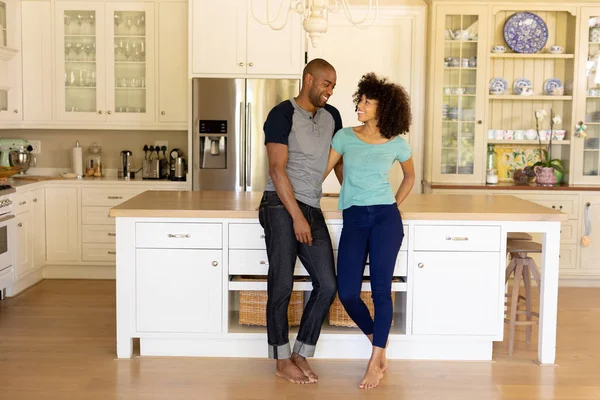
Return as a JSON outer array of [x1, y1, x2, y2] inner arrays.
[[0, 214, 15, 224]]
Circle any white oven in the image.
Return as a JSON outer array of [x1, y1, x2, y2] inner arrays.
[[0, 189, 15, 299]]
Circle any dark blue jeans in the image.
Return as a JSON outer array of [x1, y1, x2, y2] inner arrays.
[[258, 191, 337, 359], [337, 204, 404, 348]]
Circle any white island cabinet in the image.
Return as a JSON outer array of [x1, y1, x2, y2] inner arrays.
[[110, 191, 566, 365]]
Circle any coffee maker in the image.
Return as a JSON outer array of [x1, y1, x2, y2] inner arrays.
[[169, 148, 186, 181], [119, 150, 135, 179]]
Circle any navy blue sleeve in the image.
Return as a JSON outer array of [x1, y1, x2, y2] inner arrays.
[[324, 104, 343, 135], [263, 100, 294, 146]]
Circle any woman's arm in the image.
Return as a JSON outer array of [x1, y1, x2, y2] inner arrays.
[[395, 156, 416, 206], [322, 147, 343, 181]]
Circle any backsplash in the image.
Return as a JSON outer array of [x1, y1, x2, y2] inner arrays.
[[0, 129, 188, 171], [495, 145, 542, 182]]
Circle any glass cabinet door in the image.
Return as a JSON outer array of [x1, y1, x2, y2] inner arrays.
[[105, 3, 154, 122], [55, 3, 106, 121], [433, 7, 488, 183], [577, 8, 600, 182], [0, 1, 7, 47]]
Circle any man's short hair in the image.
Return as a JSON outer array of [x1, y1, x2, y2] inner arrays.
[[302, 58, 334, 84]]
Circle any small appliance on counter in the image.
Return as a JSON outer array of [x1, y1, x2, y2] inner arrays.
[[0, 138, 36, 175], [118, 150, 136, 179], [142, 144, 169, 180], [86, 142, 103, 177], [169, 148, 186, 181]]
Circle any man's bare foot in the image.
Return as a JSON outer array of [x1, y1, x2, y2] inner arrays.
[[359, 361, 384, 389], [275, 359, 311, 384], [291, 353, 318, 383]]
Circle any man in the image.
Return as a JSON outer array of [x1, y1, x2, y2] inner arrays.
[[258, 58, 343, 384]]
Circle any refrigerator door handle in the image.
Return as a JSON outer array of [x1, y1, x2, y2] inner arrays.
[[246, 102, 252, 188], [239, 101, 245, 188]]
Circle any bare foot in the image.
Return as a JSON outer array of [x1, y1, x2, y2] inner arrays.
[[291, 353, 318, 383], [275, 359, 311, 384], [367, 334, 389, 373], [359, 362, 384, 389]]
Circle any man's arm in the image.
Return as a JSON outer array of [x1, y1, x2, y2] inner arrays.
[[267, 143, 312, 246]]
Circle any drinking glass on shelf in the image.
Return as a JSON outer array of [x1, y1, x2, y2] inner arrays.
[[74, 42, 84, 61]]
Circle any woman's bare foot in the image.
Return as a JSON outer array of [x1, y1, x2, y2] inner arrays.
[[291, 353, 318, 383], [359, 361, 384, 389], [275, 359, 311, 384], [367, 334, 389, 372]]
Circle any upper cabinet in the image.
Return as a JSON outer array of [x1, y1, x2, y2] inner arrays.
[[429, 5, 489, 183], [0, 0, 22, 121], [191, 0, 303, 77], [574, 7, 600, 183], [54, 1, 155, 123]]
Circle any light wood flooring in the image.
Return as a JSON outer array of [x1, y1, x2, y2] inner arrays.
[[0, 280, 599, 399]]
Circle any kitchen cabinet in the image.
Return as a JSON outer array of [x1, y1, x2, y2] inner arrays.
[[191, 0, 303, 77], [412, 251, 501, 336], [157, 0, 187, 123], [14, 211, 31, 278], [54, 1, 155, 123], [580, 195, 600, 275], [135, 249, 222, 333], [12, 187, 44, 280], [31, 188, 46, 269], [20, 0, 52, 122], [45, 187, 79, 262], [0, 0, 22, 121]]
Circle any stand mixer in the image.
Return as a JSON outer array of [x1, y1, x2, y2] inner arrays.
[[0, 139, 35, 174]]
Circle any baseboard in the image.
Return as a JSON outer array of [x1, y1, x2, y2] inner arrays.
[[558, 276, 600, 287], [5, 269, 44, 297], [43, 265, 115, 279]]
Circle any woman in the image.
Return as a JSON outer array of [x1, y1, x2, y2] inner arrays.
[[323, 72, 415, 389]]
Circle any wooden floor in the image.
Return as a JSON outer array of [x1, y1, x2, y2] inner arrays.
[[1, 281, 599, 400]]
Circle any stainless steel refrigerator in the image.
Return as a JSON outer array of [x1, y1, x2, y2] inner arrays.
[[192, 78, 300, 191]]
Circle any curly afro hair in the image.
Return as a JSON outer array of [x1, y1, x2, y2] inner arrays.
[[352, 72, 412, 139]]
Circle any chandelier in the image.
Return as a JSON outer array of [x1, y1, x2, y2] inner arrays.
[[250, 0, 379, 48]]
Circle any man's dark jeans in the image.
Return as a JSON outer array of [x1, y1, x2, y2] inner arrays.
[[258, 190, 337, 359]]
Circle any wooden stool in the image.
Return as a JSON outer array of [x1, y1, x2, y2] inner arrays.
[[507, 232, 533, 241], [504, 239, 542, 355]]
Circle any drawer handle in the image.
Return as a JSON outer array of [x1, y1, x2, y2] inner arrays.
[[418, 262, 424, 268], [108, 233, 116, 237], [212, 261, 218, 267], [19, 201, 27, 206], [108, 196, 123, 200], [259, 260, 269, 265], [108, 251, 116, 255], [168, 234, 191, 238], [446, 236, 469, 241]]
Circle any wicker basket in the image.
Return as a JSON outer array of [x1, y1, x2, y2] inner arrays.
[[238, 284, 305, 327], [329, 291, 396, 327]]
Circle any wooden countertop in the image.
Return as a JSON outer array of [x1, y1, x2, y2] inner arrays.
[[109, 190, 568, 221], [425, 181, 600, 191]]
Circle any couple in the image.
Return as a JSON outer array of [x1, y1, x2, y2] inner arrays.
[[257, 58, 415, 389]]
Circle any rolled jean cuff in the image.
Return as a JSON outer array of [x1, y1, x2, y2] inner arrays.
[[293, 340, 316, 358], [268, 343, 291, 359]]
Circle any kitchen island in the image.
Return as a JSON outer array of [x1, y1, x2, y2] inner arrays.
[[109, 191, 567, 365]]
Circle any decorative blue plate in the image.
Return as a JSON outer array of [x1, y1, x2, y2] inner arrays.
[[503, 12, 548, 54]]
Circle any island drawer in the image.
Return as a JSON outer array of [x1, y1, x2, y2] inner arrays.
[[82, 188, 145, 207], [136, 222, 222, 249], [228, 223, 344, 250], [413, 225, 501, 252]]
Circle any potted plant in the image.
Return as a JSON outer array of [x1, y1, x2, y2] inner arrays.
[[532, 108, 565, 186]]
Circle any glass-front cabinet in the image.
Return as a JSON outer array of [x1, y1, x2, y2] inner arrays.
[[576, 7, 600, 183], [55, 2, 154, 122], [0, 0, 21, 120], [431, 6, 488, 183]]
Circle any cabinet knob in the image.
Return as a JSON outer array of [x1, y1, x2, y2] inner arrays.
[[33, 198, 38, 202], [98, 110, 103, 114], [13, 109, 19, 114], [17, 223, 22, 227], [477, 120, 482, 125], [259, 260, 268, 265], [107, 110, 112, 115], [239, 62, 244, 67], [212, 261, 219, 267], [249, 62, 254, 67], [418, 262, 424, 268], [161, 111, 166, 115]]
